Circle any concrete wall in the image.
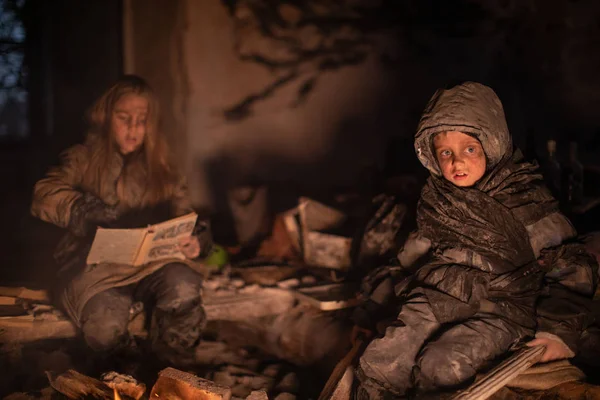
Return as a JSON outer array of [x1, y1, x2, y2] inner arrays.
[[124, 0, 428, 209]]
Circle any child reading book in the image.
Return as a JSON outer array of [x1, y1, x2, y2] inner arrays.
[[31, 75, 208, 363], [355, 82, 598, 398]]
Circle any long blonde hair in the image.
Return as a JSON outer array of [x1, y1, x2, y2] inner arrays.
[[83, 75, 178, 207]]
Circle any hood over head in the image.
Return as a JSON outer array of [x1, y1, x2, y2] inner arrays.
[[414, 82, 512, 177]]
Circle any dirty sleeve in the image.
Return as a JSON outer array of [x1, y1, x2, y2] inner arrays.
[[31, 144, 88, 229], [536, 243, 599, 354]]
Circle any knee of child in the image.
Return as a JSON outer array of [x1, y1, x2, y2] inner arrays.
[[161, 263, 203, 284], [81, 319, 128, 352], [416, 344, 475, 389], [159, 263, 203, 298], [156, 285, 203, 313]]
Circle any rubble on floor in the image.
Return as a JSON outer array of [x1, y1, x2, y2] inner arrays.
[[1, 339, 314, 399], [2, 224, 600, 399], [0, 270, 301, 344], [0, 266, 352, 399]]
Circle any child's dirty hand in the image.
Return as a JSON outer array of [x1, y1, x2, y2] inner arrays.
[[526, 337, 573, 363], [178, 235, 201, 259]]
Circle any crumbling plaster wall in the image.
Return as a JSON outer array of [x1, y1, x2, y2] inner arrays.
[[124, 0, 419, 209]]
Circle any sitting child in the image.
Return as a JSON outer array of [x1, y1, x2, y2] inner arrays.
[[31, 76, 208, 365], [355, 82, 598, 398]]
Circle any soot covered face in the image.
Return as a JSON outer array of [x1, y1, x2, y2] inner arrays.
[[433, 131, 486, 187]]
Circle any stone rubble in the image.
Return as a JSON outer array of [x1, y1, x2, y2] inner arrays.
[[0, 269, 328, 399]]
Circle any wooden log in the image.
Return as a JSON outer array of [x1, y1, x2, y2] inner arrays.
[[150, 367, 232, 399], [0, 296, 18, 306], [0, 315, 77, 343], [46, 369, 135, 399], [0, 287, 294, 344], [0, 287, 49, 303]]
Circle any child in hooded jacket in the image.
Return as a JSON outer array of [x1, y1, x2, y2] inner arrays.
[[355, 82, 598, 398]]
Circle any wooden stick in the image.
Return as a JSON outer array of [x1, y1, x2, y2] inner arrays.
[[318, 337, 368, 400], [47, 370, 137, 400], [451, 345, 546, 400], [47, 369, 114, 399]]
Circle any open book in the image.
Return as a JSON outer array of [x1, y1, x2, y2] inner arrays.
[[86, 212, 198, 266]]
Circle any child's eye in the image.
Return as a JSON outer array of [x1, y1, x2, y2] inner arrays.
[[466, 147, 476, 153], [441, 150, 451, 157]]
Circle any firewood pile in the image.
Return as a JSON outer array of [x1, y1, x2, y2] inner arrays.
[[6, 360, 304, 399], [3, 361, 304, 400]]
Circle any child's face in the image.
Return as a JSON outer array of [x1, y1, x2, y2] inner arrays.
[[433, 131, 486, 187], [111, 93, 148, 155]]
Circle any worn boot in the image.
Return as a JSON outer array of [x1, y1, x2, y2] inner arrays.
[[149, 298, 206, 366]]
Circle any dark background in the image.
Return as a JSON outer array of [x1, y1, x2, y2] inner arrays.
[[1, 0, 122, 287]]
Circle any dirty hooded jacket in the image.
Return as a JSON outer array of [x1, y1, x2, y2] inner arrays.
[[31, 135, 205, 327], [406, 82, 598, 351]]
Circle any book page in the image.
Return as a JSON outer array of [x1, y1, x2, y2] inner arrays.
[[135, 213, 198, 265], [86, 227, 146, 265]]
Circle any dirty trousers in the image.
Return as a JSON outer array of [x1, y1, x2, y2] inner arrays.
[[80, 263, 205, 357], [357, 291, 528, 397]]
